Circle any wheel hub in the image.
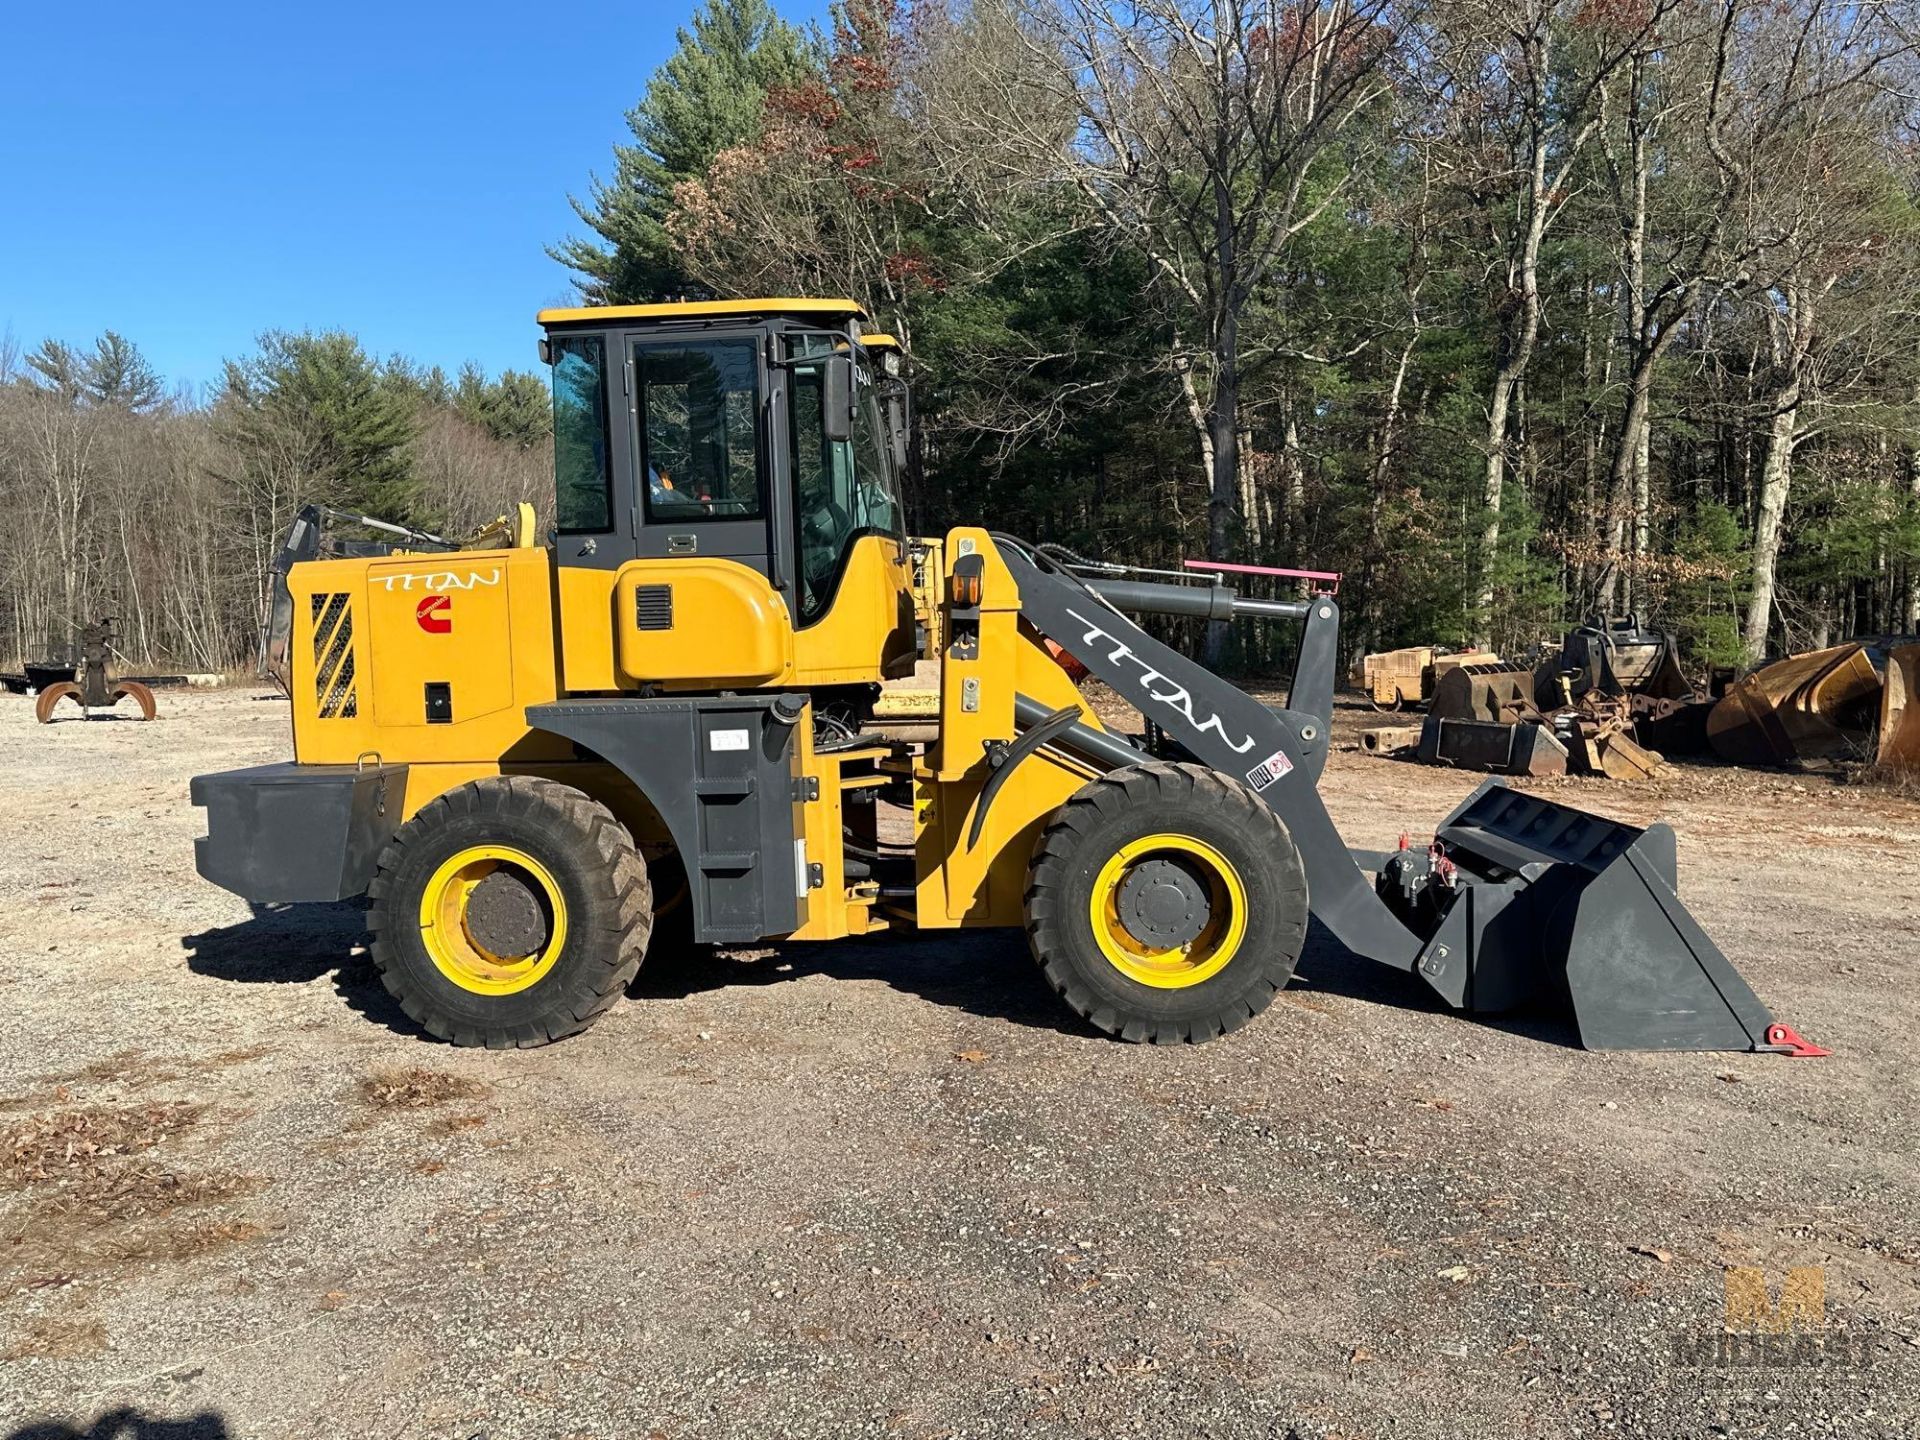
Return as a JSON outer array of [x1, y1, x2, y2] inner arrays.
[[464, 867, 550, 960], [1116, 857, 1211, 949]]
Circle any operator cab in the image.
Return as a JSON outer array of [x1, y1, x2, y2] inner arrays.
[[538, 298, 908, 631]]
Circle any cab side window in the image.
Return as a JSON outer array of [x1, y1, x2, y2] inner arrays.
[[639, 341, 762, 522], [552, 336, 612, 532]]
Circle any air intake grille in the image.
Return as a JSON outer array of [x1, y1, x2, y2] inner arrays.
[[310, 592, 357, 718], [635, 584, 674, 631]]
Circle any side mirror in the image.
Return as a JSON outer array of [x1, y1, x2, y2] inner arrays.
[[537, 336, 553, 366], [823, 355, 855, 443], [883, 389, 910, 472]]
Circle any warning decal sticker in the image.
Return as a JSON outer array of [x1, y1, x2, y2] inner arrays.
[[1245, 748, 1294, 792]]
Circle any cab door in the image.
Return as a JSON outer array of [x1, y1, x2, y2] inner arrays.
[[628, 334, 775, 577]]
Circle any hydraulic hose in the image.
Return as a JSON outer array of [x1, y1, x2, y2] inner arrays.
[[1012, 694, 1145, 771]]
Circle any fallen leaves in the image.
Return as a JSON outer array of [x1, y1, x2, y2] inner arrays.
[[1627, 1244, 1674, 1265], [359, 1068, 488, 1110], [953, 1049, 989, 1065], [1, 1315, 107, 1361], [1436, 1264, 1473, 1283], [0, 1102, 267, 1283], [2, 1103, 204, 1186]]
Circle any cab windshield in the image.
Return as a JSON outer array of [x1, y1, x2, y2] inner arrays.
[[789, 345, 904, 624]]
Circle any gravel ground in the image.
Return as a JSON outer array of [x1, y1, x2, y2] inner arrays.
[[0, 686, 1915, 1439]]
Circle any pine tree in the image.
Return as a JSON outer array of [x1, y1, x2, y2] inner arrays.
[[220, 332, 419, 521], [22, 332, 162, 411], [554, 0, 812, 303], [455, 366, 551, 449], [83, 332, 164, 411]]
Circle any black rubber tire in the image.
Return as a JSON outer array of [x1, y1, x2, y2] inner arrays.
[[367, 776, 651, 1048], [1025, 762, 1308, 1044], [642, 852, 704, 965]]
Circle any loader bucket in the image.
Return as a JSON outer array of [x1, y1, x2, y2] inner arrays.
[[1876, 643, 1920, 775], [1417, 715, 1568, 775], [1405, 783, 1783, 1051], [1429, 666, 1536, 722], [1707, 644, 1881, 766]]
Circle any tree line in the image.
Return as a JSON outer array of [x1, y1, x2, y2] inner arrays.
[[0, 330, 551, 670], [8, 0, 1917, 677], [566, 0, 1920, 668]]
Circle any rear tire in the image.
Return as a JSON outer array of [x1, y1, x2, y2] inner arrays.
[[367, 776, 651, 1048], [1025, 762, 1308, 1044]]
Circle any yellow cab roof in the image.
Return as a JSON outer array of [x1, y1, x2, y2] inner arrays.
[[860, 333, 902, 349], [537, 297, 868, 327]]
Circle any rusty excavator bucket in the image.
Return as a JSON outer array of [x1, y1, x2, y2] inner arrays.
[[1877, 644, 1920, 775], [1707, 644, 1881, 766]]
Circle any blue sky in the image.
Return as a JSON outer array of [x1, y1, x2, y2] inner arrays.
[[0, 1, 809, 396]]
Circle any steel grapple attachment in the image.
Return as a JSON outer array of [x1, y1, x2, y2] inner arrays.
[[1380, 781, 1793, 1052]]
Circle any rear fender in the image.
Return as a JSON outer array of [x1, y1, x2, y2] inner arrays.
[[526, 696, 806, 946]]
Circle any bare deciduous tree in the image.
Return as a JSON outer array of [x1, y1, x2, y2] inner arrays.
[[1008, 0, 1401, 650]]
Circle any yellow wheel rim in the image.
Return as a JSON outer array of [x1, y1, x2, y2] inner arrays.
[[1089, 833, 1248, 989], [418, 845, 568, 996]]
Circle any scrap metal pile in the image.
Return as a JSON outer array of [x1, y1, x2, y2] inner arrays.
[[1362, 616, 1698, 781], [1361, 619, 1920, 781]]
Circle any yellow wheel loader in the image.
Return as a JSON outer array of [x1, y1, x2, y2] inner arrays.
[[191, 299, 1823, 1056]]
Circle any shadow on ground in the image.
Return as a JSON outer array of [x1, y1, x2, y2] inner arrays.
[[1293, 916, 1583, 1049], [180, 901, 425, 1041], [9, 1412, 231, 1440], [178, 900, 1570, 1049], [633, 926, 1096, 1038]]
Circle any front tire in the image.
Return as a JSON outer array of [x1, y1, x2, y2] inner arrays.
[[367, 776, 651, 1048], [1025, 762, 1308, 1044]]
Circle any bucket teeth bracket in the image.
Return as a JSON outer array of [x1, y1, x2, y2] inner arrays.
[[1759, 1023, 1831, 1058]]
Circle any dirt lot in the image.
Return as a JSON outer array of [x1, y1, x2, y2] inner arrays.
[[0, 686, 1916, 1439]]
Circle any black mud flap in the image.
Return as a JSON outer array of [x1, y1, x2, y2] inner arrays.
[[1405, 782, 1781, 1052]]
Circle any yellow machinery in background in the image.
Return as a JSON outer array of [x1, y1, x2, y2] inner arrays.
[[193, 299, 1817, 1056]]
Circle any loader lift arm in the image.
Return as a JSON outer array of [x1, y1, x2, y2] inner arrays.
[[993, 538, 1806, 1054], [997, 539, 1423, 975]]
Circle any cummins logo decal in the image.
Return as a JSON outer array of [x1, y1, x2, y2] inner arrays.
[[415, 595, 452, 634], [1062, 606, 1256, 755]]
